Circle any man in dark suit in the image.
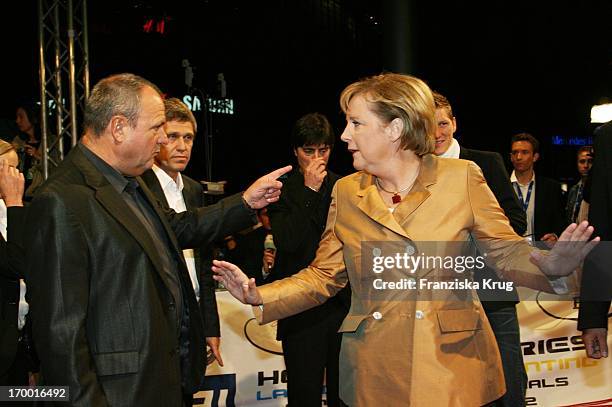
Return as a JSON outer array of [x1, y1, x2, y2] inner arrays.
[[141, 97, 223, 367], [578, 120, 612, 359], [267, 113, 349, 407], [24, 73, 291, 406], [433, 92, 527, 407], [509, 133, 567, 244]]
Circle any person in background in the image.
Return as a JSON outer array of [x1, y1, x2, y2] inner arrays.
[[140, 98, 225, 374], [432, 92, 527, 407], [266, 113, 349, 407], [14, 102, 43, 198], [509, 133, 566, 245], [566, 146, 593, 224], [0, 140, 39, 399]]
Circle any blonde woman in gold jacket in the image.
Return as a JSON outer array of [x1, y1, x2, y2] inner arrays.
[[213, 73, 597, 406]]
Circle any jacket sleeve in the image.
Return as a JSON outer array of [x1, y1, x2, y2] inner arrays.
[[578, 126, 612, 329], [166, 192, 258, 250], [24, 191, 109, 406], [466, 162, 558, 293], [258, 183, 348, 323]]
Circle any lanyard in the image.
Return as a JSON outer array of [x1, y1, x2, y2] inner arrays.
[[514, 180, 534, 212], [571, 182, 584, 222]]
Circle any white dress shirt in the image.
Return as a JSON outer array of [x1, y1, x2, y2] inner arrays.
[[151, 166, 200, 302], [439, 138, 461, 159], [0, 199, 29, 330]]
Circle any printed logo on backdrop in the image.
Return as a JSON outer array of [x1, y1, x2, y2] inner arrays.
[[244, 318, 283, 355]]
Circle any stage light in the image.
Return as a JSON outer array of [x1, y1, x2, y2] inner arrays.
[[590, 103, 612, 123]]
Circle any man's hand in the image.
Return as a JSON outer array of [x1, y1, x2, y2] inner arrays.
[[530, 221, 599, 277], [303, 157, 327, 192], [206, 337, 224, 366], [243, 165, 292, 209], [263, 249, 275, 272], [582, 328, 608, 359], [212, 260, 263, 305], [0, 159, 25, 207]]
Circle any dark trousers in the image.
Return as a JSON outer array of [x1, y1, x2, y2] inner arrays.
[[486, 306, 527, 407], [282, 319, 344, 407]]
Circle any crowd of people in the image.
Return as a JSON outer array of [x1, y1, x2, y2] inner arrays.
[[0, 71, 609, 406]]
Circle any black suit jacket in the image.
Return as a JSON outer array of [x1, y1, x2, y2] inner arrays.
[[533, 175, 567, 240], [0, 206, 24, 377], [24, 145, 256, 406], [267, 169, 350, 340], [460, 147, 526, 309], [141, 169, 221, 338], [578, 121, 612, 330]]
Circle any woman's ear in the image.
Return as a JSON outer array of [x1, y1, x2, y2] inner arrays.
[[387, 117, 404, 143]]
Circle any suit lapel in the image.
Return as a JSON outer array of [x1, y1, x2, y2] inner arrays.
[[393, 154, 436, 228], [71, 147, 182, 294], [356, 172, 413, 239]]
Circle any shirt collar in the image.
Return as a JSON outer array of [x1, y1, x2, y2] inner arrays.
[[510, 170, 535, 186], [152, 165, 184, 192], [439, 138, 460, 159], [80, 143, 130, 194], [0, 199, 7, 240]]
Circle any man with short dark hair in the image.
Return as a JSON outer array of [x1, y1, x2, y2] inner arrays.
[[566, 146, 593, 224], [267, 113, 349, 407], [510, 133, 566, 244], [24, 73, 291, 406], [141, 97, 224, 373]]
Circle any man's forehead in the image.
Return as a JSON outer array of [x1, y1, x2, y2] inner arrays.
[[165, 120, 195, 134], [301, 143, 330, 149], [511, 141, 533, 151]]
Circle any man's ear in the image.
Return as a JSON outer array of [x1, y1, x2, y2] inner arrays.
[[534, 152, 540, 162], [387, 117, 404, 143], [109, 116, 128, 143]]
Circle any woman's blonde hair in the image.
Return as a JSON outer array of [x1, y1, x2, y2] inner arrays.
[[340, 73, 435, 156], [0, 139, 15, 156]]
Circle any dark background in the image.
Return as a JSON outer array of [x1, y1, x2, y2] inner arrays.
[[2, 0, 611, 193]]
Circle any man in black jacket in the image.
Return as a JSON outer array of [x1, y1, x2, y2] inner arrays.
[[24, 74, 290, 406], [267, 113, 349, 407], [509, 132, 567, 244], [434, 92, 527, 407], [141, 98, 224, 373], [578, 120, 611, 359]]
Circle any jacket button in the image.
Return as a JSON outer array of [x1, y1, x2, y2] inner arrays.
[[415, 310, 424, 320], [372, 311, 382, 320]]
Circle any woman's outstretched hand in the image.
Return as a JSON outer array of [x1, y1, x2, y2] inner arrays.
[[212, 260, 264, 305], [530, 221, 600, 277]]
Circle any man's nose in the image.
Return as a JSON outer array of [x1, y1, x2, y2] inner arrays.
[[176, 137, 186, 151]]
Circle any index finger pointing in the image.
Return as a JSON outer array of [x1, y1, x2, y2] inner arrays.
[[266, 165, 293, 180]]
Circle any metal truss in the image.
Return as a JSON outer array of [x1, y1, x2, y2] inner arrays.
[[38, 0, 89, 178]]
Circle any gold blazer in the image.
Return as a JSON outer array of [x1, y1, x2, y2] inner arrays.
[[258, 154, 556, 406]]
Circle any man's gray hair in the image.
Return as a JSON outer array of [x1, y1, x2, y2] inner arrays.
[[84, 73, 161, 137]]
